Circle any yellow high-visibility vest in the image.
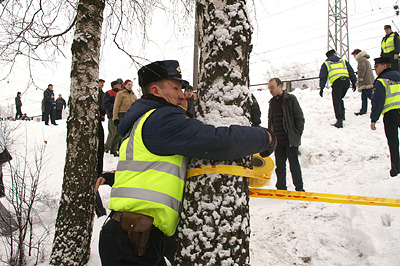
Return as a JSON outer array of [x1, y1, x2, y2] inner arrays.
[[382, 33, 396, 54], [377, 78, 400, 115], [109, 109, 187, 236], [325, 59, 349, 84]]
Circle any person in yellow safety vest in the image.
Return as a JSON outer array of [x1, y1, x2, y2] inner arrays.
[[370, 56, 400, 177], [98, 60, 277, 266], [318, 49, 357, 128], [381, 25, 400, 72]]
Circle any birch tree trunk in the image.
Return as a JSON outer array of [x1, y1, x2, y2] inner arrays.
[[50, 0, 105, 264], [177, 0, 253, 265]]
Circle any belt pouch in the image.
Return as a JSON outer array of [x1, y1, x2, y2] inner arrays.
[[119, 212, 154, 256]]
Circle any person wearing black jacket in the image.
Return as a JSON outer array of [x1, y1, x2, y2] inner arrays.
[[268, 77, 305, 192], [184, 85, 196, 118], [95, 79, 107, 217], [55, 94, 66, 120], [319, 49, 357, 128], [251, 94, 261, 126], [381, 25, 400, 72], [103, 81, 122, 156], [43, 84, 57, 126], [15, 92, 22, 120], [99, 60, 276, 266], [370, 57, 400, 177]]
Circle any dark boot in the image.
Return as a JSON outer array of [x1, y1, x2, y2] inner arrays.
[[332, 119, 343, 128]]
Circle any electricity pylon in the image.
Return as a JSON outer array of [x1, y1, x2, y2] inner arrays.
[[327, 0, 349, 61]]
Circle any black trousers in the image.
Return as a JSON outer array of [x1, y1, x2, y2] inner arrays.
[[99, 219, 167, 266], [274, 146, 304, 191], [391, 56, 399, 72], [43, 103, 55, 125], [15, 107, 22, 119], [0, 164, 4, 197], [384, 109, 400, 174], [95, 121, 107, 217], [331, 77, 350, 120], [55, 109, 63, 120]]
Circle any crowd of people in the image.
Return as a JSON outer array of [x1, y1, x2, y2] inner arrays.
[[318, 24, 400, 179], [3, 23, 399, 266]]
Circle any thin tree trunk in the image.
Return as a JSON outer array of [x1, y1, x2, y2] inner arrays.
[[50, 0, 105, 265], [177, 0, 253, 265]]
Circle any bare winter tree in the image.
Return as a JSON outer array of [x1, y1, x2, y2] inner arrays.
[[0, 0, 191, 264], [176, 0, 253, 265], [49, 0, 105, 264]]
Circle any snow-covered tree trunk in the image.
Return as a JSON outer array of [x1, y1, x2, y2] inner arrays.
[[50, 0, 105, 265], [177, 1, 253, 265]]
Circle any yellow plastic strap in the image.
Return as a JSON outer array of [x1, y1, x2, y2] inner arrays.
[[249, 188, 400, 208], [186, 165, 270, 181]]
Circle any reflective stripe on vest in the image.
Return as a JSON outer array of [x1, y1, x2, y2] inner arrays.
[[377, 78, 400, 115], [109, 109, 187, 236], [382, 33, 395, 54], [325, 59, 350, 84]]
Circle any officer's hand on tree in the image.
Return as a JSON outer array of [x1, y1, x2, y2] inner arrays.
[[114, 119, 119, 127]]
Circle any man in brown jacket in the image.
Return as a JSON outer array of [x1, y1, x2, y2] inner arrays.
[[351, 49, 375, 116]]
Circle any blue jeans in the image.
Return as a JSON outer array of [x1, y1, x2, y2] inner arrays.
[[99, 218, 167, 266], [274, 146, 304, 191], [360, 88, 372, 114]]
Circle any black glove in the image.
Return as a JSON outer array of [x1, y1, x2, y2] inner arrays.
[[260, 128, 277, 158], [352, 84, 356, 92], [319, 88, 323, 97], [113, 119, 119, 127]]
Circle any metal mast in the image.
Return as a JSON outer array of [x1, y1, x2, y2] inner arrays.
[[327, 0, 349, 61]]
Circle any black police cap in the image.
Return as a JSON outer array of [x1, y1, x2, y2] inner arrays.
[[326, 49, 336, 58], [374, 57, 391, 65], [138, 60, 188, 88]]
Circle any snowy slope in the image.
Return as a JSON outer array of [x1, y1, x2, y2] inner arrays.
[[1, 87, 399, 266]]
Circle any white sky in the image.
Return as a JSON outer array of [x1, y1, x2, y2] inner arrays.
[[0, 0, 399, 116]]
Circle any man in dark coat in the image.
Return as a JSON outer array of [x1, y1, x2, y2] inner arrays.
[[55, 94, 66, 120], [15, 92, 22, 120], [183, 84, 195, 117], [99, 60, 276, 266], [103, 80, 122, 156], [370, 56, 400, 177], [43, 84, 57, 126], [96, 79, 107, 217], [251, 94, 261, 126], [268, 77, 305, 192], [381, 25, 400, 72], [319, 49, 357, 128]]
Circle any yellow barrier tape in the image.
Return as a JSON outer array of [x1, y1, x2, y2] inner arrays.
[[186, 165, 270, 181], [186, 164, 400, 207], [249, 188, 400, 208]]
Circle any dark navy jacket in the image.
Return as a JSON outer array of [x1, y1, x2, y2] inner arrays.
[[319, 55, 357, 89], [102, 88, 119, 119], [371, 68, 400, 123], [43, 88, 55, 105], [119, 95, 269, 160]]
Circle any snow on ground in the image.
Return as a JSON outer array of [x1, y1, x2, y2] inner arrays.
[[1, 87, 400, 266]]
